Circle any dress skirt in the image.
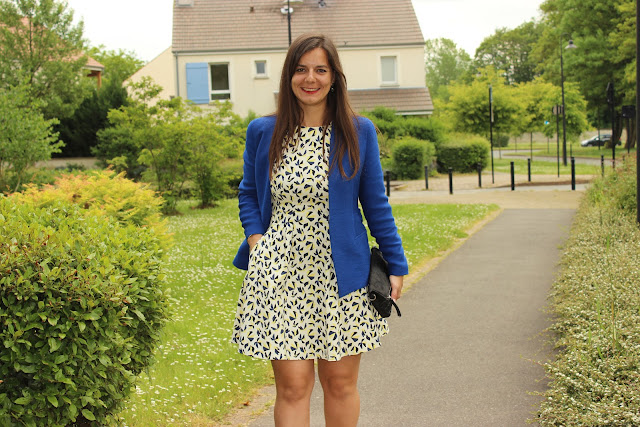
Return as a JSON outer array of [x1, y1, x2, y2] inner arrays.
[[232, 125, 388, 361]]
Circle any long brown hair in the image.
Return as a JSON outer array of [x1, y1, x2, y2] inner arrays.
[[269, 33, 359, 179]]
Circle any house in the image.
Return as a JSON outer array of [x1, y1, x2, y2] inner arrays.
[[131, 0, 432, 117], [83, 56, 105, 88], [3, 17, 105, 88]]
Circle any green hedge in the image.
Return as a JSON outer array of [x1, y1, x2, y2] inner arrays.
[[391, 137, 435, 180], [0, 176, 170, 425], [535, 158, 639, 425], [360, 107, 445, 145], [436, 134, 490, 173]]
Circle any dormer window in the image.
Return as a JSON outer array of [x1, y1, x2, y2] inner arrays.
[[380, 56, 397, 85]]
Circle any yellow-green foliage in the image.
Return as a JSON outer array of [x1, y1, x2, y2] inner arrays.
[[13, 170, 169, 248], [1, 171, 172, 425]]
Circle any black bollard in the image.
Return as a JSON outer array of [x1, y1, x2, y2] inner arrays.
[[527, 158, 531, 182], [601, 155, 605, 177], [477, 163, 482, 188], [448, 167, 453, 195], [510, 161, 515, 191], [571, 157, 576, 191], [424, 165, 429, 190], [385, 170, 390, 197], [613, 144, 616, 170]]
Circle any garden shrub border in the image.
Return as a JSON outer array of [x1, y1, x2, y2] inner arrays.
[[535, 158, 639, 425], [0, 172, 171, 426]]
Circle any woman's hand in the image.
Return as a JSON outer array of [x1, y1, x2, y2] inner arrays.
[[390, 275, 404, 301], [248, 234, 263, 251]]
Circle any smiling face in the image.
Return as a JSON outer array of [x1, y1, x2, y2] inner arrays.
[[291, 47, 334, 119]]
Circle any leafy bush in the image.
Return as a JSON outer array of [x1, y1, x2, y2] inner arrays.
[[0, 84, 63, 193], [402, 117, 446, 147], [535, 157, 640, 425], [95, 79, 244, 213], [391, 137, 435, 180], [361, 107, 446, 144], [436, 134, 490, 173], [0, 197, 170, 426], [14, 170, 166, 237], [587, 157, 637, 215]]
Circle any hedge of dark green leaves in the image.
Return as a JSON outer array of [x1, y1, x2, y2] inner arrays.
[[436, 135, 490, 173], [360, 106, 446, 145], [391, 137, 435, 180], [535, 158, 639, 425], [0, 197, 170, 425]]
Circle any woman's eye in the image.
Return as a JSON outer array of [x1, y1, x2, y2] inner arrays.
[[295, 67, 305, 73]]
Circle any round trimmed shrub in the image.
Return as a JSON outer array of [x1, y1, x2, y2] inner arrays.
[[0, 198, 169, 425], [436, 135, 490, 173], [391, 137, 435, 180]]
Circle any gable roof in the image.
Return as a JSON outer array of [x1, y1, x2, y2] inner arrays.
[[349, 87, 433, 115], [173, 0, 424, 53]]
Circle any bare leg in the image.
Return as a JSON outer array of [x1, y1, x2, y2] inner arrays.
[[271, 359, 315, 427], [317, 354, 362, 427]]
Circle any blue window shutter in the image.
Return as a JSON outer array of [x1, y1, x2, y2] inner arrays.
[[186, 63, 209, 104]]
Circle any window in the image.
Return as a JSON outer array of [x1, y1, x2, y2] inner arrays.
[[254, 60, 267, 78], [380, 56, 397, 85], [210, 63, 230, 100]]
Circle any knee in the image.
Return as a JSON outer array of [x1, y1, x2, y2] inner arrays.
[[320, 374, 358, 400], [276, 378, 314, 403]]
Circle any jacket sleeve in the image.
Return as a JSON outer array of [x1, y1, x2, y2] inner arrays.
[[358, 119, 409, 276], [238, 120, 267, 239]]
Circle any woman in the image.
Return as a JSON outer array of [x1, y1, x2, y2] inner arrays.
[[232, 33, 408, 426]]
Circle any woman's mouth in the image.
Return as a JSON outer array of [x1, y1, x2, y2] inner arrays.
[[302, 88, 320, 94]]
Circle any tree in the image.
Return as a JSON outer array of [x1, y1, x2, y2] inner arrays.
[[474, 21, 543, 85], [424, 38, 473, 100], [87, 47, 145, 85], [532, 0, 631, 113], [0, 0, 88, 120], [0, 84, 63, 192], [55, 48, 144, 157], [443, 67, 524, 138], [96, 78, 243, 212], [516, 78, 588, 141]]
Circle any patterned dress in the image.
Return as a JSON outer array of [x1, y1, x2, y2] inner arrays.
[[232, 125, 388, 361]]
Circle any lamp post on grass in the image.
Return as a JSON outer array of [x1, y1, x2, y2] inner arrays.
[[489, 85, 495, 183], [560, 36, 577, 166]]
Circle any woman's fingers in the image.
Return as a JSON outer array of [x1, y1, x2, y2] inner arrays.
[[390, 275, 404, 301]]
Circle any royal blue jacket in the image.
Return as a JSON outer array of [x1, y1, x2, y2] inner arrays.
[[233, 115, 408, 297]]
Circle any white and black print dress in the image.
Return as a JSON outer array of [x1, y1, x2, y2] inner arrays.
[[232, 124, 388, 361]]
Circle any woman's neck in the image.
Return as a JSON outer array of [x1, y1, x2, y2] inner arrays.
[[300, 104, 328, 127]]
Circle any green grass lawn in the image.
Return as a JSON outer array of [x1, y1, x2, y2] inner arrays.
[[491, 158, 601, 176], [502, 140, 636, 160], [120, 199, 497, 425]]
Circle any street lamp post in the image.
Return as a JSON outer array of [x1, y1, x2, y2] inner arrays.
[[489, 85, 494, 183], [560, 36, 577, 166], [287, 0, 292, 45]]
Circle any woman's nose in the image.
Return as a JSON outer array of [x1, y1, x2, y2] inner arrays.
[[304, 71, 317, 82]]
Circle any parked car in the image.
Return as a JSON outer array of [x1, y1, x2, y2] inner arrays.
[[580, 134, 621, 147]]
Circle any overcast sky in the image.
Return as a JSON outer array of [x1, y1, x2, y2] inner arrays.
[[64, 0, 543, 62]]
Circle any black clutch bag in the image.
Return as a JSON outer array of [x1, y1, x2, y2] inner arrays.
[[368, 247, 401, 318]]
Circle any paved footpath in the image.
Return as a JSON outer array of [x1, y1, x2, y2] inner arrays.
[[243, 186, 579, 426]]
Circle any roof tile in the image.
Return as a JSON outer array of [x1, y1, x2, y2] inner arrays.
[[173, 0, 424, 52]]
